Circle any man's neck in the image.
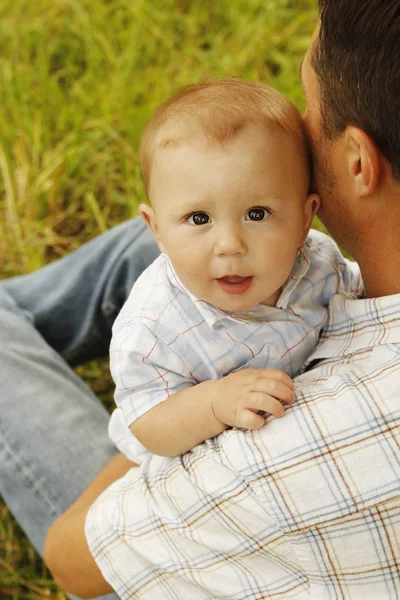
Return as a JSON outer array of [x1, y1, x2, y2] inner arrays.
[[357, 239, 400, 298], [349, 183, 400, 298]]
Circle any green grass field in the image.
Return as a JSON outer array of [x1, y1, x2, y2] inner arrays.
[[0, 0, 318, 596]]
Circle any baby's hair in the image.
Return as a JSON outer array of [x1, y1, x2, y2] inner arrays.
[[140, 77, 309, 197]]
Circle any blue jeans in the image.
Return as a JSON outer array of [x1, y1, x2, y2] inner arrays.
[[0, 218, 160, 600]]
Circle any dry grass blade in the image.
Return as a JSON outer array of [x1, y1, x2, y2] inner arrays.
[[0, 146, 25, 268]]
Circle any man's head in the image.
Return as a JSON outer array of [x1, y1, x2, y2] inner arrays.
[[138, 78, 319, 312], [302, 1, 400, 263]]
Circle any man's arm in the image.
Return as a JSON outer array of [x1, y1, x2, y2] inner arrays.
[[44, 371, 294, 597], [44, 453, 135, 599]]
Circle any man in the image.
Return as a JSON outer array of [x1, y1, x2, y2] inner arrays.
[[1, 0, 400, 598]]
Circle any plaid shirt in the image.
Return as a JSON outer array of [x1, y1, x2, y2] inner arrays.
[[108, 230, 361, 462], [87, 292, 400, 599]]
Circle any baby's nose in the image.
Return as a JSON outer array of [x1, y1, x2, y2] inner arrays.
[[213, 224, 247, 256]]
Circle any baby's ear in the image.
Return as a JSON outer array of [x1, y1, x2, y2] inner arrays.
[[301, 193, 320, 245], [139, 203, 166, 253]]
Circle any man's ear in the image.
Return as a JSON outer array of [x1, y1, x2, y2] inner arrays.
[[139, 203, 167, 253], [300, 193, 320, 246], [344, 127, 381, 197]]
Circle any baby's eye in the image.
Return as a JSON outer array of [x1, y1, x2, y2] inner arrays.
[[246, 206, 272, 221], [187, 212, 211, 225]]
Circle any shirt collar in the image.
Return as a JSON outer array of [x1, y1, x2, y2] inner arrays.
[[164, 240, 311, 329], [306, 293, 400, 362], [275, 237, 311, 309], [164, 257, 225, 328]]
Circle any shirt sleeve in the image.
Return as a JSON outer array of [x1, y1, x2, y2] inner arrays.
[[85, 439, 286, 600], [110, 320, 195, 427]]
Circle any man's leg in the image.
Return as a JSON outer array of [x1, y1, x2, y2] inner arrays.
[[0, 218, 159, 599], [2, 218, 160, 365]]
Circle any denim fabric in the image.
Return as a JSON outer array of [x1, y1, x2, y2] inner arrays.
[[0, 217, 159, 600]]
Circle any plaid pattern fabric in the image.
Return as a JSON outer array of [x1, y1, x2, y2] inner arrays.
[[108, 230, 361, 462], [87, 292, 400, 599]]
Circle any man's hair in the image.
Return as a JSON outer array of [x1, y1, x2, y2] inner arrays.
[[312, 0, 400, 180], [140, 77, 309, 197]]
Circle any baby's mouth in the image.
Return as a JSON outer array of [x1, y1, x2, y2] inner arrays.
[[216, 276, 253, 295]]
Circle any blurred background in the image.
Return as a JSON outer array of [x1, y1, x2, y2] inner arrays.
[[0, 0, 317, 597]]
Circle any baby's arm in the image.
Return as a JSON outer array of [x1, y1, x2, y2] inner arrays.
[[131, 368, 295, 457]]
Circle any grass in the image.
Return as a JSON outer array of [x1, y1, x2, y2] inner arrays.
[[0, 0, 318, 596]]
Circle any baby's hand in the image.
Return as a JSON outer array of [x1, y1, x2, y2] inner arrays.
[[211, 368, 295, 430]]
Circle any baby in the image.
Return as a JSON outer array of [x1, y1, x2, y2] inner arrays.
[[108, 77, 362, 463]]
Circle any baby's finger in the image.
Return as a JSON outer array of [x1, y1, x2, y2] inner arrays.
[[248, 393, 285, 418], [235, 409, 265, 430], [260, 369, 294, 388], [251, 379, 295, 404]]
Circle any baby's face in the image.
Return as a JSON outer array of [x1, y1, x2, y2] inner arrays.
[[145, 123, 317, 312]]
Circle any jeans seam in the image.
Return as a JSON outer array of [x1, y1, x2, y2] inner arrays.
[[0, 420, 61, 519]]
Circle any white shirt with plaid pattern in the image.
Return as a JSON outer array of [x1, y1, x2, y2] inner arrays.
[[108, 230, 361, 463], [87, 290, 400, 599]]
